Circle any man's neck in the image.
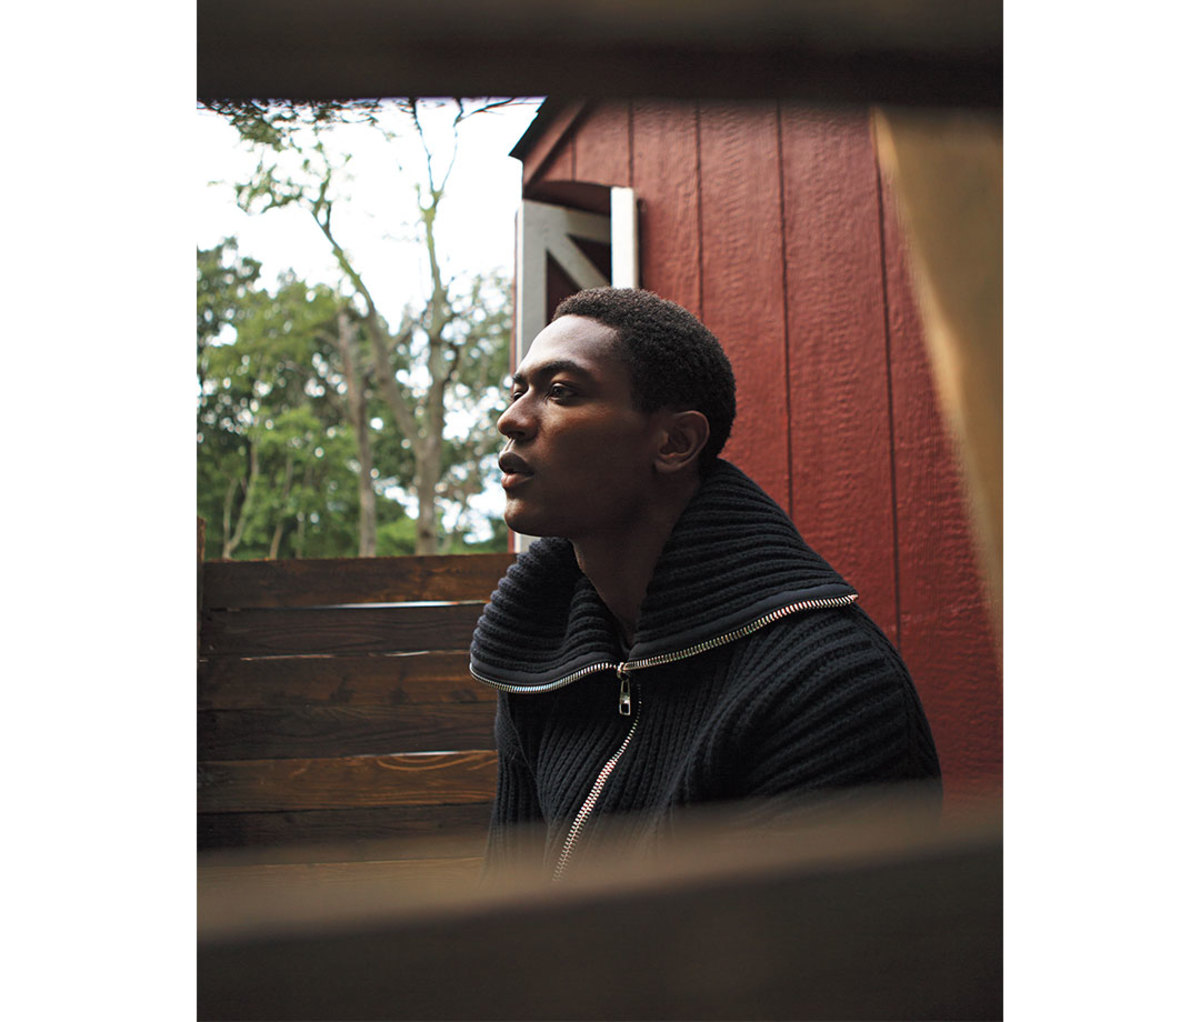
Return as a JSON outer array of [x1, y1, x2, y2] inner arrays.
[[571, 475, 701, 647]]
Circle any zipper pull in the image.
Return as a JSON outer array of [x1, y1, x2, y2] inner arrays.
[[617, 666, 632, 716]]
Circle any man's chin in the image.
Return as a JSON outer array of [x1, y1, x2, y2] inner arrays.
[[506, 501, 579, 540], [503, 503, 547, 538]]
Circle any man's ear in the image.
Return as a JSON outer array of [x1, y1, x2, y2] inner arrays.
[[654, 410, 710, 474]]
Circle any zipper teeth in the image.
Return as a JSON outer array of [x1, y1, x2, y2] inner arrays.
[[469, 659, 618, 695], [623, 592, 858, 672], [552, 706, 641, 883], [495, 592, 857, 883], [471, 592, 858, 693]]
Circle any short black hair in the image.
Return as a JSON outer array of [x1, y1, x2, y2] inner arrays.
[[552, 288, 737, 471]]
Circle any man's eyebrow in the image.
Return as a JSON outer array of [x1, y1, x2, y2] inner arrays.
[[511, 359, 596, 386]]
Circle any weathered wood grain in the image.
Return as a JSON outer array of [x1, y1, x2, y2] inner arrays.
[[199, 703, 498, 760], [198, 651, 493, 710], [199, 602, 483, 656], [778, 104, 900, 641], [527, 112, 577, 193], [198, 751, 499, 813], [697, 101, 791, 510], [631, 99, 702, 311], [519, 100, 587, 189], [202, 552, 513, 609], [572, 101, 631, 188], [198, 803, 493, 855]]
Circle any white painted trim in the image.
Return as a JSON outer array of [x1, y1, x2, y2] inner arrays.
[[610, 186, 639, 288]]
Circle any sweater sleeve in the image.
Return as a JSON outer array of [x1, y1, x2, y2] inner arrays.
[[482, 691, 546, 877], [739, 607, 941, 802]]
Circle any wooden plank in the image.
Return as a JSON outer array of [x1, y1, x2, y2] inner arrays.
[[198, 703, 498, 760], [199, 857, 485, 897], [697, 101, 792, 510], [571, 101, 631, 188], [198, 803, 493, 855], [198, 517, 206, 652], [198, 751, 499, 813], [518, 100, 587, 188], [880, 167, 1002, 804], [631, 99, 702, 311], [198, 808, 1002, 1021], [528, 126, 575, 190], [199, 3, 1002, 108], [199, 602, 483, 656], [779, 104, 899, 641], [198, 651, 494, 710], [202, 553, 514, 610], [201, 845, 1001, 1021]]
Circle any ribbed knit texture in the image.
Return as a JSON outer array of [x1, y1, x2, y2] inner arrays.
[[472, 461, 941, 877]]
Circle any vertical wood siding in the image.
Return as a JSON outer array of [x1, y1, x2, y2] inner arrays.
[[631, 100, 703, 313], [520, 101, 1000, 804], [696, 103, 792, 510], [779, 106, 899, 640], [572, 104, 632, 188]]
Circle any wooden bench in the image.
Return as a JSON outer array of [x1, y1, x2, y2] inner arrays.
[[197, 552, 515, 880]]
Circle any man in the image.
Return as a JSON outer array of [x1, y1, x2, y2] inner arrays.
[[470, 288, 940, 881]]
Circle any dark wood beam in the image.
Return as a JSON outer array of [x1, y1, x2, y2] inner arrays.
[[197, 0, 1001, 107]]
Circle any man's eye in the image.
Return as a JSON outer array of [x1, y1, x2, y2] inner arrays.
[[548, 383, 574, 400]]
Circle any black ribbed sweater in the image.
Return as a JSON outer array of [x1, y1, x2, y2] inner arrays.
[[470, 461, 940, 877]]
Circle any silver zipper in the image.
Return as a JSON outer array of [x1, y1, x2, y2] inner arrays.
[[470, 658, 620, 696], [552, 669, 640, 883], [474, 592, 859, 881], [471, 591, 859, 713], [618, 592, 859, 678]]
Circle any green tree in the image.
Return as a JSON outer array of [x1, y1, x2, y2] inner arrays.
[[198, 241, 368, 559], [204, 98, 516, 555]]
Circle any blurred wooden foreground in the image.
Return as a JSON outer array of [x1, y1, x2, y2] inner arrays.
[[199, 793, 1001, 1021], [872, 107, 1003, 625]]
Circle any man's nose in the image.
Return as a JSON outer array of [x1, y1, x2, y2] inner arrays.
[[498, 393, 533, 440]]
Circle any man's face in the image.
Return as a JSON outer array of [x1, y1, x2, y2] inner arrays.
[[497, 315, 665, 541]]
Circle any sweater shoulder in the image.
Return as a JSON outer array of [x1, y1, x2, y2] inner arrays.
[[722, 603, 922, 728], [734, 603, 902, 682], [729, 604, 941, 783]]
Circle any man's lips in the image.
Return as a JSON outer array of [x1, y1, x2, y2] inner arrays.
[[499, 451, 533, 490]]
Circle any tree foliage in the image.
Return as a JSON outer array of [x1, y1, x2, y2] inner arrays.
[[196, 240, 507, 559], [197, 98, 522, 558]]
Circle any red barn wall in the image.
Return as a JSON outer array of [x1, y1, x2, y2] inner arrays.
[[519, 100, 1001, 806]]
